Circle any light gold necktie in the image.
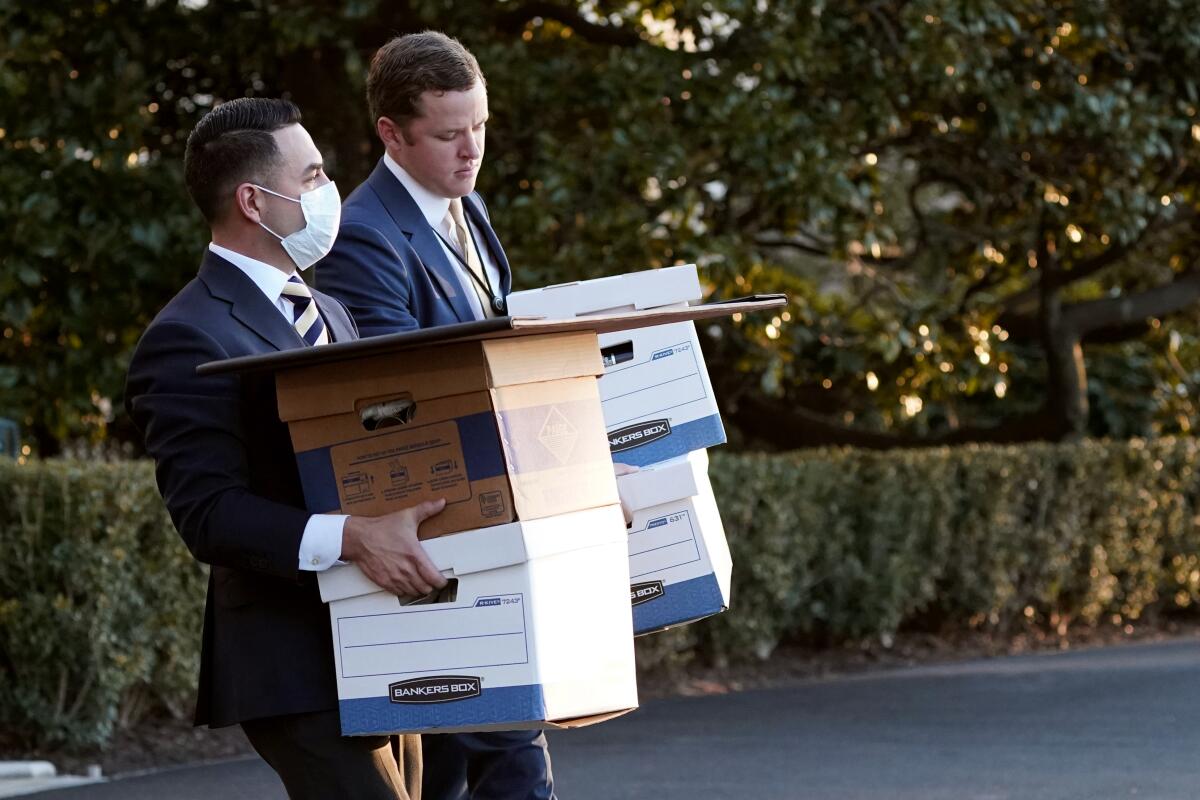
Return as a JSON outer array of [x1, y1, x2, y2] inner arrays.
[[445, 199, 496, 318]]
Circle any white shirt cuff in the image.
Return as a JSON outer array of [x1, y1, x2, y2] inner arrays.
[[298, 514, 348, 571]]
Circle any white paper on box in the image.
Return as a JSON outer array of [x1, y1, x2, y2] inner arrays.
[[318, 505, 638, 735], [617, 452, 731, 635], [507, 266, 725, 466]]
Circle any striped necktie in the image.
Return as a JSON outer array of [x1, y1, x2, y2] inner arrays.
[[280, 275, 329, 346]]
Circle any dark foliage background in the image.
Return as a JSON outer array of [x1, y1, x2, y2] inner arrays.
[[2, 0, 1200, 453]]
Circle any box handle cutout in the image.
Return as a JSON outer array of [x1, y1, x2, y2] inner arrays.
[[601, 340, 634, 367], [401, 579, 459, 606], [359, 394, 417, 431]]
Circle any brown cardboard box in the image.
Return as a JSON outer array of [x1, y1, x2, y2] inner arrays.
[[277, 331, 618, 539]]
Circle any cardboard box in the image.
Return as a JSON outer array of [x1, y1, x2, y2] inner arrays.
[[617, 451, 732, 635], [507, 266, 725, 467], [318, 504, 638, 735], [276, 332, 619, 538]]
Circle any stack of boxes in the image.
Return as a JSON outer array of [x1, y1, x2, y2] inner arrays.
[[277, 332, 638, 735], [264, 265, 738, 736], [506, 265, 733, 635]]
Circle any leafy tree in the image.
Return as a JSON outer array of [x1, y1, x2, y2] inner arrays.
[[2, 0, 1198, 452]]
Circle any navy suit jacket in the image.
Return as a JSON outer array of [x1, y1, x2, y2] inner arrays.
[[316, 160, 512, 334], [125, 250, 357, 728]]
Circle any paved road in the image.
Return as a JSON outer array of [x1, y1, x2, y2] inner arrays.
[[32, 638, 1200, 800]]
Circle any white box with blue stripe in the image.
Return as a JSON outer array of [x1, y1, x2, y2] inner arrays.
[[617, 451, 731, 635], [318, 505, 638, 735], [506, 265, 726, 467]]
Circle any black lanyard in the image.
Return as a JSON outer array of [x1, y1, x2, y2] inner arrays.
[[432, 215, 507, 316]]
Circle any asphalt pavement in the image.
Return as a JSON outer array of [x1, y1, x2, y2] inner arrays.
[[28, 637, 1200, 800]]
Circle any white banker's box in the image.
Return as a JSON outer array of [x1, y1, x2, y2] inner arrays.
[[318, 505, 638, 736], [618, 451, 732, 635], [506, 265, 726, 467]]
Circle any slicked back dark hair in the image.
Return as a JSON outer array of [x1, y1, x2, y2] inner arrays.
[[184, 97, 302, 224], [367, 31, 484, 128]]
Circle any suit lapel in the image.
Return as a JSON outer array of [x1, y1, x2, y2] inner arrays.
[[366, 161, 475, 323], [463, 193, 512, 297], [312, 289, 357, 343], [199, 251, 306, 352]]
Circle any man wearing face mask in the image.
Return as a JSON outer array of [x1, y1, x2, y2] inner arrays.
[[125, 97, 447, 800], [316, 31, 556, 800]]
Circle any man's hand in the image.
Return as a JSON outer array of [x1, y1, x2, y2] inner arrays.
[[341, 498, 448, 597], [613, 462, 639, 478]]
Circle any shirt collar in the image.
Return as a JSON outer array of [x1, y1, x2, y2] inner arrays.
[[383, 153, 452, 231], [208, 242, 295, 305]]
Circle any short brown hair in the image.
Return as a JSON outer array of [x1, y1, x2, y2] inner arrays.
[[367, 31, 485, 126]]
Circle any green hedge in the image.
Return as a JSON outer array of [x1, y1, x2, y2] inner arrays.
[[0, 460, 205, 749], [3, 439, 1199, 748], [636, 438, 1200, 668]]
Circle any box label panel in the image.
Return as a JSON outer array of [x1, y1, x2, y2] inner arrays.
[[338, 594, 528, 679], [628, 509, 702, 580], [601, 339, 707, 429]]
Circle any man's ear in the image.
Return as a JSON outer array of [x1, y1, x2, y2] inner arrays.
[[377, 117, 410, 150], [232, 182, 265, 224]]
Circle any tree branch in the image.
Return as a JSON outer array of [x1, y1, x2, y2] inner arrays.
[[729, 394, 1063, 450], [753, 234, 830, 258], [1064, 268, 1200, 334], [493, 2, 644, 47]]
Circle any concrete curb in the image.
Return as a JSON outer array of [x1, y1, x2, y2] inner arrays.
[[0, 762, 105, 798], [0, 776, 104, 798], [0, 766, 55, 781]]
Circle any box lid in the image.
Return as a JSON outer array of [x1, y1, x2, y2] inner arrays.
[[319, 504, 626, 603], [506, 265, 702, 318], [616, 450, 709, 512], [276, 332, 602, 423], [197, 295, 786, 378]]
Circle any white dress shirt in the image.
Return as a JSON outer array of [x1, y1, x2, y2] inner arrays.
[[208, 242, 347, 572], [383, 154, 503, 320]]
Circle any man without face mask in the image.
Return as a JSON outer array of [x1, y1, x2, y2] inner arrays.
[[316, 31, 558, 800]]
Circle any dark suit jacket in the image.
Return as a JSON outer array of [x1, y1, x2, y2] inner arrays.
[[125, 250, 358, 728], [315, 160, 512, 334]]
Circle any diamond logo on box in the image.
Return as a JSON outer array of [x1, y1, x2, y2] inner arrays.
[[388, 676, 483, 704], [537, 407, 579, 465], [608, 419, 671, 454]]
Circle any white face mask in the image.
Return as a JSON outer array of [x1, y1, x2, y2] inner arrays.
[[255, 181, 341, 270]]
